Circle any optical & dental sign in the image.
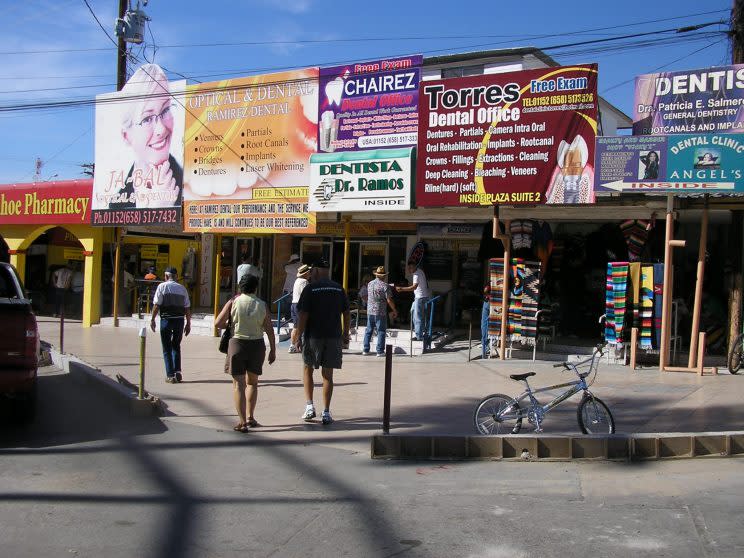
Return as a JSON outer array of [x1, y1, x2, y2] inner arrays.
[[633, 64, 744, 135], [595, 133, 744, 195], [318, 55, 421, 153], [182, 69, 318, 234], [309, 148, 413, 212], [416, 64, 598, 207]]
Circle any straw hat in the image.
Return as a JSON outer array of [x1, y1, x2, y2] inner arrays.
[[373, 266, 388, 277], [296, 264, 312, 277]]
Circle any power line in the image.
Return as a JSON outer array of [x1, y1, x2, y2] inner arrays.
[[0, 8, 729, 56], [81, 0, 119, 48]]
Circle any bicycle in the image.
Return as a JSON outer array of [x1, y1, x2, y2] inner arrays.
[[727, 330, 743, 374], [474, 345, 615, 435]]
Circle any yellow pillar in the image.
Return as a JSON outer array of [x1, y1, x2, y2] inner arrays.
[[9, 251, 26, 283], [81, 229, 103, 327]]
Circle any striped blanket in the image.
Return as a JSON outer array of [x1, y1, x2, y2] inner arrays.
[[489, 258, 542, 346], [605, 262, 629, 345]]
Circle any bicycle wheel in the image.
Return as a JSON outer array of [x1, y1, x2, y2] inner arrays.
[[577, 395, 615, 434], [474, 394, 522, 435], [727, 333, 744, 375]]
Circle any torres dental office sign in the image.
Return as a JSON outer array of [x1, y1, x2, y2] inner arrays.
[[416, 64, 598, 207], [595, 133, 744, 195], [309, 148, 414, 211], [633, 64, 744, 135]]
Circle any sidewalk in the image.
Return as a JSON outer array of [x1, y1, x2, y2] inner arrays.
[[38, 317, 744, 453]]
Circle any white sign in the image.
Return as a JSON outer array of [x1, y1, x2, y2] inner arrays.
[[309, 148, 413, 212]]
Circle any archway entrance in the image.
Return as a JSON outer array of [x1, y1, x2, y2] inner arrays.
[[24, 227, 85, 318]]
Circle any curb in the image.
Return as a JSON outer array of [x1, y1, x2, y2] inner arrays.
[[371, 433, 744, 461], [50, 349, 164, 417]]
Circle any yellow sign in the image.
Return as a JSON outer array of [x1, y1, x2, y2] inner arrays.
[[140, 245, 158, 259], [63, 248, 84, 261], [181, 69, 318, 234]]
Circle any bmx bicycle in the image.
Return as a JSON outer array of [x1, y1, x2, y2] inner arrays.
[[728, 330, 743, 374], [474, 345, 615, 435]]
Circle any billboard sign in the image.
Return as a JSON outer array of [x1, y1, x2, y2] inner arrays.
[[318, 55, 421, 152], [182, 68, 317, 233], [633, 64, 744, 135], [595, 134, 744, 195], [416, 64, 598, 207], [92, 64, 185, 226], [0, 180, 92, 224], [309, 148, 414, 212]]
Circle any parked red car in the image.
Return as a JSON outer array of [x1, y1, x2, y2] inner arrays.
[[0, 262, 39, 421]]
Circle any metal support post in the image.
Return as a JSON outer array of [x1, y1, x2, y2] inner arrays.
[[138, 327, 147, 399], [383, 344, 393, 433]]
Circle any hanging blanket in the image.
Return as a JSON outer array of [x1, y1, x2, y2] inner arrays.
[[653, 263, 664, 350], [640, 265, 654, 349], [605, 262, 629, 345], [488, 258, 541, 345], [628, 262, 641, 331]]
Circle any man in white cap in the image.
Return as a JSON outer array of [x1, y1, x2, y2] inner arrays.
[[289, 263, 311, 353], [362, 266, 398, 357], [281, 254, 301, 319]]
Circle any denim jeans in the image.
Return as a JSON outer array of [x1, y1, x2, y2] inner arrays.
[[481, 300, 490, 358], [411, 297, 428, 340], [363, 313, 387, 355], [159, 317, 184, 377]]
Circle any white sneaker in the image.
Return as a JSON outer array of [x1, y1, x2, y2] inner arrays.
[[288, 345, 298, 354], [361, 350, 371, 355], [301, 406, 316, 421], [321, 410, 333, 425]]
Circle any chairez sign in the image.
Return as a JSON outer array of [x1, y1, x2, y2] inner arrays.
[[318, 56, 421, 152], [416, 64, 598, 207]]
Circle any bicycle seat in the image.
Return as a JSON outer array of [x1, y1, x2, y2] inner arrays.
[[509, 372, 536, 382]]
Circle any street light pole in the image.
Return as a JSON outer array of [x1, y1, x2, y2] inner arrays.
[[112, 0, 128, 327]]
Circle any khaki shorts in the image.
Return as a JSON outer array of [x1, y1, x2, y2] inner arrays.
[[302, 337, 343, 370], [225, 338, 266, 376]]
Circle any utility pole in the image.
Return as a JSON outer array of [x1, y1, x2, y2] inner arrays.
[[112, 0, 128, 326], [729, 0, 744, 358]]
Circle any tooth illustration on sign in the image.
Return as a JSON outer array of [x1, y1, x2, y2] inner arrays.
[[325, 77, 344, 106]]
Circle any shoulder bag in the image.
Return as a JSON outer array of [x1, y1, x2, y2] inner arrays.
[[218, 303, 233, 354]]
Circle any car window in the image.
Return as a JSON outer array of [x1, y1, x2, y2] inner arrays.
[[0, 267, 19, 298]]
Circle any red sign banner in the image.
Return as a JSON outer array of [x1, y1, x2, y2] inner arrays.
[[416, 64, 598, 206], [0, 180, 92, 224]]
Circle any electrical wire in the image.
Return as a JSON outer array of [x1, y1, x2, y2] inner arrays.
[[0, 8, 729, 56], [81, 0, 119, 48]]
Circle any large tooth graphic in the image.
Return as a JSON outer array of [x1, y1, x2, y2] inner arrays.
[[325, 77, 344, 106]]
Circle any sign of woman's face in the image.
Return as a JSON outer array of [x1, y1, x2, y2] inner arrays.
[[122, 95, 173, 167]]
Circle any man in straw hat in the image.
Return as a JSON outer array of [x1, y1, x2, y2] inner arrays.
[[289, 263, 312, 353], [362, 266, 398, 357]]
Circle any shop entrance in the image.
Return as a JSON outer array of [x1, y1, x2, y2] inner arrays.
[[23, 227, 85, 318], [218, 236, 272, 306]]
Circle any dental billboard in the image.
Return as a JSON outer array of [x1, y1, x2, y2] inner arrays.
[[318, 55, 421, 152], [182, 68, 318, 234], [416, 64, 598, 207], [595, 133, 744, 195], [633, 64, 744, 135], [92, 63, 186, 226]]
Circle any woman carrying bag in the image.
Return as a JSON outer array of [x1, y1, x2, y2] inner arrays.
[[215, 274, 276, 432]]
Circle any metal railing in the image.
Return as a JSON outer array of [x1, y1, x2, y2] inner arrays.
[[422, 288, 459, 351], [272, 292, 291, 335]]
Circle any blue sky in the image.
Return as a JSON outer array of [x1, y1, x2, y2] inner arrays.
[[0, 0, 732, 183]]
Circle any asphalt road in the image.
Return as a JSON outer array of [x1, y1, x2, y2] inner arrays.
[[1, 366, 743, 558]]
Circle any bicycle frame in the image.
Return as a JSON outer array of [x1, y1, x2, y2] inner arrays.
[[508, 376, 589, 420]]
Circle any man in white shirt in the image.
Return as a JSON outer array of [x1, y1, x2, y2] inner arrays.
[[236, 254, 262, 286], [281, 254, 301, 319], [289, 263, 311, 353], [395, 261, 430, 341], [51, 263, 73, 317], [150, 267, 191, 383]]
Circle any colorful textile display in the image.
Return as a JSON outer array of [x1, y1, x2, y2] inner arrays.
[[488, 258, 541, 345], [620, 219, 651, 261], [640, 265, 654, 349], [653, 263, 664, 349], [605, 262, 629, 345], [628, 262, 641, 330]]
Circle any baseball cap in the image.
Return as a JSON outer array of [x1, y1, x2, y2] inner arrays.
[[313, 259, 330, 269], [165, 266, 178, 276]]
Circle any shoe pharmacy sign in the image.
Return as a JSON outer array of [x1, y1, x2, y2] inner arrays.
[[309, 148, 414, 211]]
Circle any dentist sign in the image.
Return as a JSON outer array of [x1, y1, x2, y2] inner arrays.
[[317, 55, 422, 153]]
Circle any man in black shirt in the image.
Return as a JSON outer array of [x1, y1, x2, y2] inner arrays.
[[295, 259, 350, 425]]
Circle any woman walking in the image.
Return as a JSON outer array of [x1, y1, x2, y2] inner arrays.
[[216, 274, 276, 432]]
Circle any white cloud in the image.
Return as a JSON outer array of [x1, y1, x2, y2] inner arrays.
[[257, 0, 315, 14]]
